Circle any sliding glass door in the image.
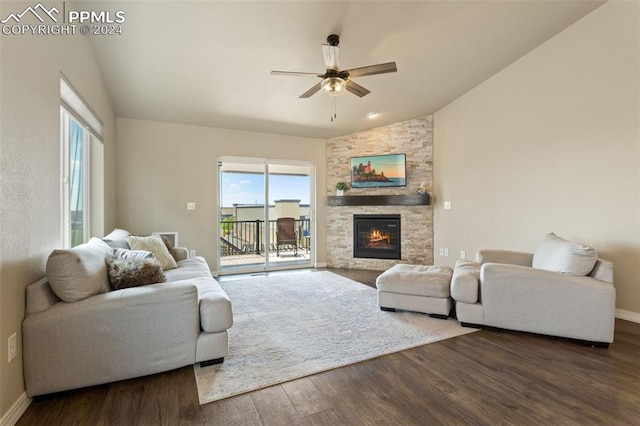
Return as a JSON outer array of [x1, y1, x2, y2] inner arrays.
[[218, 157, 313, 274]]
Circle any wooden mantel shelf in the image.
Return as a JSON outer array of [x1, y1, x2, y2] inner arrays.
[[327, 194, 430, 207]]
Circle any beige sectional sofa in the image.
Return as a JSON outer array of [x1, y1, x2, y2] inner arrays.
[[23, 229, 233, 397], [451, 233, 615, 346]]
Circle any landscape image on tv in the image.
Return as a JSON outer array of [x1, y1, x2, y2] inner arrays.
[[350, 153, 407, 188]]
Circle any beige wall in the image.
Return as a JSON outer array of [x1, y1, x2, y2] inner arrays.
[[0, 7, 116, 421], [115, 118, 326, 272], [434, 1, 639, 315]]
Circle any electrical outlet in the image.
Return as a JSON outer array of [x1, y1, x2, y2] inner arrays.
[[444, 248, 449, 257], [187, 202, 196, 210], [439, 248, 444, 256], [8, 333, 17, 363], [190, 249, 196, 258], [461, 250, 466, 260], [444, 201, 451, 210]]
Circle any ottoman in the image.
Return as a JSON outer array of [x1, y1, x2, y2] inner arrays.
[[376, 264, 453, 319]]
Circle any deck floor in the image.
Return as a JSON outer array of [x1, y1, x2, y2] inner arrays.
[[220, 249, 311, 268]]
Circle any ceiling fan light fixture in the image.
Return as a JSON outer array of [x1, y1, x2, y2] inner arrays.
[[321, 77, 346, 96]]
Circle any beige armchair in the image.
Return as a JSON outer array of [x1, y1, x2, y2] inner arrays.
[[451, 233, 616, 347]]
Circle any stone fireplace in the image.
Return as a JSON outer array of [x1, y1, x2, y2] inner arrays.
[[353, 214, 401, 260], [326, 115, 434, 270]]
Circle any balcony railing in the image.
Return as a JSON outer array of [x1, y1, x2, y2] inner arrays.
[[220, 218, 310, 256]]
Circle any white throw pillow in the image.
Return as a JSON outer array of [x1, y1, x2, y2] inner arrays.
[[127, 234, 178, 271], [532, 233, 597, 276], [102, 228, 131, 249], [46, 238, 112, 302]]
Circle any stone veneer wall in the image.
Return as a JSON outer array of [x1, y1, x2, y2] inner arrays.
[[326, 115, 434, 269]]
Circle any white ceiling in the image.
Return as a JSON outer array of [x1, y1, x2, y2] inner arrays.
[[88, 1, 605, 139]]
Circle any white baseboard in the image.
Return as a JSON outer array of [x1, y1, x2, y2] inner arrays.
[[314, 262, 327, 268], [616, 309, 640, 323], [0, 392, 31, 426]]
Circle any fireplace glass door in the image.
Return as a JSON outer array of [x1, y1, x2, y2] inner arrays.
[[353, 214, 401, 259]]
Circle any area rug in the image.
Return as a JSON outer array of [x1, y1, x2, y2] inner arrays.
[[194, 270, 477, 404]]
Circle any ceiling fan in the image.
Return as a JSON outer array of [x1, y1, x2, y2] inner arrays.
[[271, 34, 397, 99]]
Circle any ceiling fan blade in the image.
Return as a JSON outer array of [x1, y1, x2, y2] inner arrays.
[[299, 82, 322, 98], [322, 44, 340, 71], [343, 62, 397, 78], [271, 71, 324, 77], [345, 80, 371, 98]]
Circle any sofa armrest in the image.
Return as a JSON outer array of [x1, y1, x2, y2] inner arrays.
[[26, 278, 61, 315], [476, 249, 533, 266], [173, 247, 189, 261], [184, 277, 233, 333], [480, 263, 616, 342]]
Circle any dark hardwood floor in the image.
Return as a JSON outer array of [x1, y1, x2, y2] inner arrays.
[[18, 268, 640, 425]]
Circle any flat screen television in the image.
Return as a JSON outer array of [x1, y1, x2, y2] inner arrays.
[[350, 153, 407, 188]]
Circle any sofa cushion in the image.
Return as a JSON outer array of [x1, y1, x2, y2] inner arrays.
[[375, 264, 452, 298], [106, 258, 166, 290], [532, 233, 597, 276], [127, 235, 177, 271], [46, 238, 112, 302], [102, 228, 131, 249], [163, 257, 213, 282]]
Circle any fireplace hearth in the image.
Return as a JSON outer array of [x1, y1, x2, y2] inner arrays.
[[353, 214, 401, 260]]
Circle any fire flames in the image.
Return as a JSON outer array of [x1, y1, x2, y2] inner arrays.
[[367, 228, 391, 247]]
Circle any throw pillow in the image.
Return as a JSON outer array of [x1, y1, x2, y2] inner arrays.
[[102, 228, 131, 250], [127, 234, 178, 270], [112, 248, 155, 261], [161, 235, 181, 261], [46, 238, 112, 303], [532, 232, 597, 276], [106, 258, 166, 290]]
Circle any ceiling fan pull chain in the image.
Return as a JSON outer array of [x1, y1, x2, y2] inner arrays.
[[334, 98, 336, 121], [331, 97, 336, 122]]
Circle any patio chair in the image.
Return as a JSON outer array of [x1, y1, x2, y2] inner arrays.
[[276, 217, 298, 257]]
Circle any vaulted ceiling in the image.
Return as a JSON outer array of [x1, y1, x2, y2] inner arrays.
[[88, 1, 605, 139]]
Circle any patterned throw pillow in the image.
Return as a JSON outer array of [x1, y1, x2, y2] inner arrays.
[[106, 258, 166, 290], [127, 234, 178, 270], [112, 247, 155, 261]]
